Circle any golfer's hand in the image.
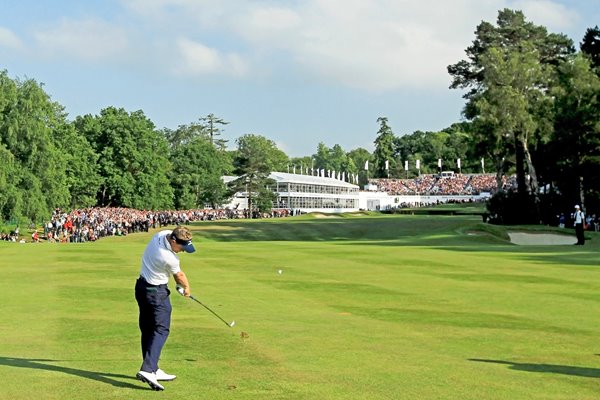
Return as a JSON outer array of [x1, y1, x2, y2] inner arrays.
[[176, 285, 191, 297]]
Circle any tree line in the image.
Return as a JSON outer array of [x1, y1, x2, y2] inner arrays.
[[1, 9, 598, 225]]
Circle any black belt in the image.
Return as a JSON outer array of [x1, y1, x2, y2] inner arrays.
[[138, 275, 167, 288]]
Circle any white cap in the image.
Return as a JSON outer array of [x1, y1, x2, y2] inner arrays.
[[574, 205, 580, 209]]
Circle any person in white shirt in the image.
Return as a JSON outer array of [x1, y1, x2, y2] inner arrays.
[[573, 205, 585, 245], [135, 226, 195, 391]]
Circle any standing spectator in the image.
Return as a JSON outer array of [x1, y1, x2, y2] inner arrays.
[[573, 205, 585, 245]]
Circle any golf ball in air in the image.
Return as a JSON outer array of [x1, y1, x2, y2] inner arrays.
[[278, 269, 283, 274]]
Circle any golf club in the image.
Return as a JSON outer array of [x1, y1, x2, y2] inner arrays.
[[177, 286, 235, 328]]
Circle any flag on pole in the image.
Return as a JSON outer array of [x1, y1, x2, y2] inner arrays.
[[438, 158, 442, 168], [293, 165, 296, 174], [457, 158, 461, 169], [404, 160, 408, 171], [385, 160, 389, 170], [364, 160, 369, 170], [416, 160, 420, 170]]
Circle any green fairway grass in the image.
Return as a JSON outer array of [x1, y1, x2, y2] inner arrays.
[[1, 214, 598, 399]]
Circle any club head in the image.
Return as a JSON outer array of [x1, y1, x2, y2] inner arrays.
[[229, 321, 236, 327]]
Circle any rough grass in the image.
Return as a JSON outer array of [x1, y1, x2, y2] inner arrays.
[[0, 214, 598, 399]]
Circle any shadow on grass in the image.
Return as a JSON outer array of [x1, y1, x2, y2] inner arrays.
[[0, 356, 144, 390], [469, 358, 600, 378]]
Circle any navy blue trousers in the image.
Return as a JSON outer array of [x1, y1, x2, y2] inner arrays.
[[135, 277, 172, 373], [575, 223, 585, 245]]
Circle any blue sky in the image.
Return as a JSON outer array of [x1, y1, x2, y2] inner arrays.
[[1, 0, 597, 157]]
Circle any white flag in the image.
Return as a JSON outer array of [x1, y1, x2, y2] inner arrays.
[[364, 160, 369, 170], [385, 160, 389, 170], [293, 165, 296, 174], [438, 158, 442, 168], [404, 161, 408, 171], [457, 158, 461, 169], [416, 160, 420, 170], [481, 158, 485, 168]]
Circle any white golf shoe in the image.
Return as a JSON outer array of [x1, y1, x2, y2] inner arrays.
[[136, 371, 165, 391], [155, 368, 177, 381]]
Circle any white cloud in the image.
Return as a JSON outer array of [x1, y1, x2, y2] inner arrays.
[[231, 0, 493, 91], [120, 0, 585, 90], [172, 37, 248, 77], [34, 18, 130, 62], [0, 27, 23, 49]]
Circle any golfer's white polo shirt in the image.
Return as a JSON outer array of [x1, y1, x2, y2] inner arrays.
[[139, 230, 181, 285]]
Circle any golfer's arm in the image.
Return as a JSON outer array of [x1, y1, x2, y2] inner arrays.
[[173, 271, 191, 296]]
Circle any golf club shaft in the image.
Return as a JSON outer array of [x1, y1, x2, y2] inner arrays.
[[190, 295, 233, 327]]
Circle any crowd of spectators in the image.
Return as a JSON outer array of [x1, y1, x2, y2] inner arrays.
[[28, 206, 293, 244], [0, 206, 294, 244], [369, 173, 516, 196]]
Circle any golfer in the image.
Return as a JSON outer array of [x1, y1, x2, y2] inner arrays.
[[135, 226, 195, 391]]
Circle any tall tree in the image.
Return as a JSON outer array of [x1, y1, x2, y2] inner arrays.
[[474, 44, 550, 198], [346, 147, 371, 185], [372, 117, 395, 178], [199, 113, 229, 150], [0, 71, 72, 222], [448, 9, 574, 213], [170, 136, 231, 209], [313, 142, 332, 174], [229, 134, 286, 216], [74, 107, 174, 210]]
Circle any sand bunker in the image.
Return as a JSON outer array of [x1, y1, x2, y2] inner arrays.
[[508, 232, 576, 245], [312, 213, 342, 218]]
